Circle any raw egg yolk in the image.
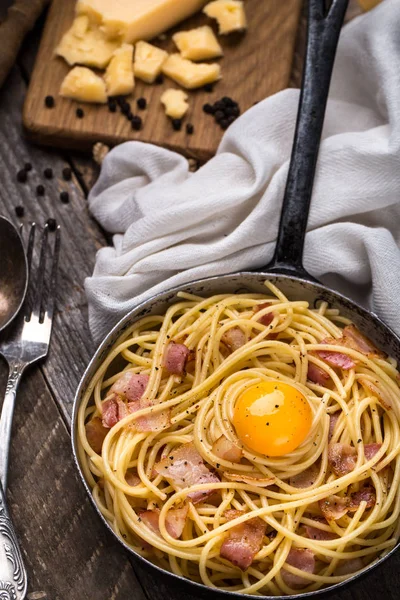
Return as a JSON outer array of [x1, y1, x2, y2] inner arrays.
[[233, 381, 312, 457]]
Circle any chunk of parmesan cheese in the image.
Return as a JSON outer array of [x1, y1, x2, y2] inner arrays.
[[162, 54, 221, 89], [173, 26, 223, 61], [60, 66, 107, 103]]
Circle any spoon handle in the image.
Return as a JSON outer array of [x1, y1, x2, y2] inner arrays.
[[0, 362, 25, 492], [0, 481, 28, 599]]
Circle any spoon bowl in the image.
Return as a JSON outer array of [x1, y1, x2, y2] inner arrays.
[[0, 216, 28, 332]]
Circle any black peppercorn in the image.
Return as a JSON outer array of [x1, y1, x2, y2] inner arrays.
[[17, 169, 27, 183], [43, 167, 53, 179], [36, 184, 45, 196], [172, 118, 182, 131], [137, 97, 147, 110], [203, 83, 214, 92], [24, 162, 32, 172], [15, 205, 24, 218], [131, 116, 142, 130], [186, 123, 194, 135], [155, 74, 164, 84], [76, 108, 84, 118], [46, 218, 57, 231], [60, 191, 70, 204], [121, 103, 130, 115], [214, 110, 225, 122], [203, 103, 214, 114], [220, 119, 229, 130], [62, 167, 72, 181], [108, 99, 117, 112], [45, 95, 55, 108]]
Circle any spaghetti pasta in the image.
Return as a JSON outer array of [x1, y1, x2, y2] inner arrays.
[[77, 281, 400, 595]]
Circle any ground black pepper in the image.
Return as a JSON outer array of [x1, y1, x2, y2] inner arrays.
[[15, 205, 24, 217]]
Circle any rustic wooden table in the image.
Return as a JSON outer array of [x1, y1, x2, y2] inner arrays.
[[0, 2, 399, 599]]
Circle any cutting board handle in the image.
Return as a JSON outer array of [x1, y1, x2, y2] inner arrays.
[[267, 0, 349, 280]]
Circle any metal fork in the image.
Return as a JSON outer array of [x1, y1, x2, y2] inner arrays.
[[0, 221, 60, 599]]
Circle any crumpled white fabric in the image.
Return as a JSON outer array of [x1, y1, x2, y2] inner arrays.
[[86, 0, 400, 343]]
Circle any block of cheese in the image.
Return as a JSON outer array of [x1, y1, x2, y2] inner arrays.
[[56, 15, 119, 69], [203, 0, 247, 35], [161, 89, 189, 119], [105, 44, 134, 96], [76, 0, 209, 43], [172, 26, 223, 61], [162, 54, 221, 89], [60, 66, 107, 103], [358, 0, 382, 9], [134, 41, 168, 83]]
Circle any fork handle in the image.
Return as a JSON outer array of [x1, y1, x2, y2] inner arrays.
[[0, 362, 25, 492], [0, 480, 28, 599]]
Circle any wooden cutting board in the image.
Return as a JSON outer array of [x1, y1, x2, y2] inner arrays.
[[23, 0, 302, 161]]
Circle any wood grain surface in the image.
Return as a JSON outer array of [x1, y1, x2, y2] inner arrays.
[[1, 1, 400, 599], [23, 0, 302, 160]]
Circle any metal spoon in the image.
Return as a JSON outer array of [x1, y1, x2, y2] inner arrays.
[[0, 216, 28, 598], [0, 216, 28, 332]]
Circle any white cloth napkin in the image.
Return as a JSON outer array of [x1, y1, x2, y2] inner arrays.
[[86, 0, 400, 343]]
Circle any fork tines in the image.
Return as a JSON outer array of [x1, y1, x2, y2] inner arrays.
[[21, 221, 61, 324]]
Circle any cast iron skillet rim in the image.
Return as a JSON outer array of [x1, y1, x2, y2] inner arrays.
[[71, 271, 400, 600]]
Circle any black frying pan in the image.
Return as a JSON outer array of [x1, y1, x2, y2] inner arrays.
[[72, 0, 400, 598]]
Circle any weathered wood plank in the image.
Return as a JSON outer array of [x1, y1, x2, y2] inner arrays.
[[0, 362, 147, 600], [0, 67, 105, 422]]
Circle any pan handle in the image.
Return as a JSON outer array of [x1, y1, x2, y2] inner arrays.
[[266, 0, 349, 280]]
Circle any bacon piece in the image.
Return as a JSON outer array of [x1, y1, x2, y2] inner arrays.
[[282, 548, 315, 589], [221, 327, 246, 352], [212, 436, 242, 463], [165, 505, 189, 539], [139, 505, 188, 540], [102, 396, 119, 428], [85, 417, 108, 454], [348, 484, 376, 511], [336, 558, 364, 576], [328, 443, 357, 477], [304, 518, 338, 541], [224, 473, 275, 487], [127, 401, 171, 433], [364, 443, 382, 461], [319, 495, 350, 521], [342, 325, 383, 358], [125, 470, 141, 486], [307, 362, 331, 386], [254, 303, 276, 327], [163, 342, 190, 375], [220, 509, 266, 571], [154, 443, 220, 504], [316, 341, 356, 370], [328, 412, 340, 441], [359, 378, 393, 411], [289, 463, 320, 489], [110, 372, 150, 402]]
